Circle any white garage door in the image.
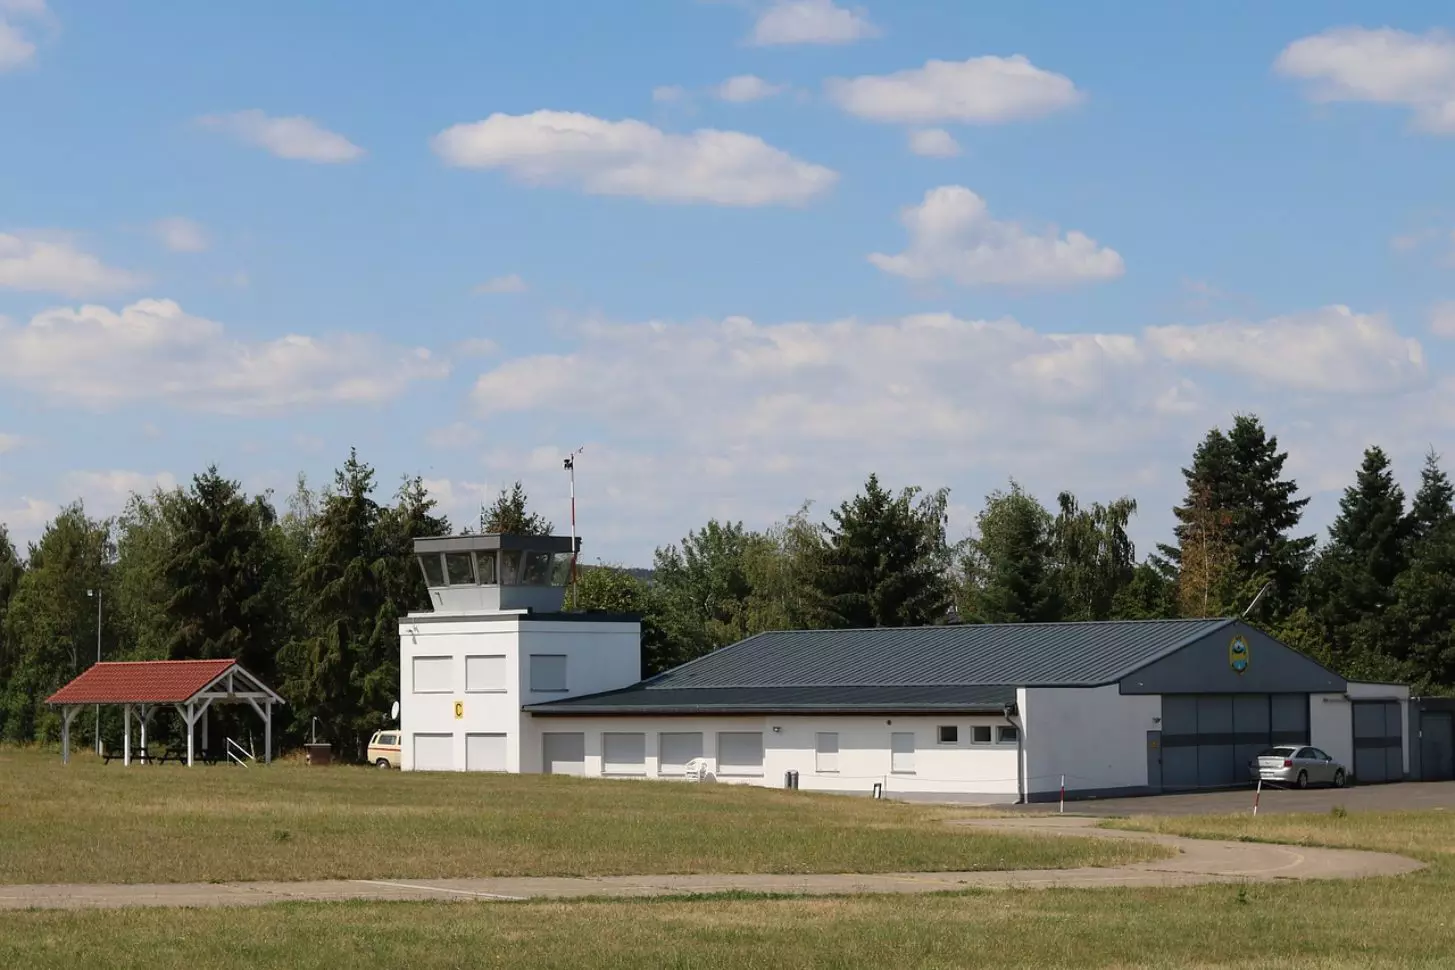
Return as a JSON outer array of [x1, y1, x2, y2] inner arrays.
[[466, 733, 507, 772], [718, 732, 764, 776], [413, 733, 454, 771], [542, 732, 585, 776]]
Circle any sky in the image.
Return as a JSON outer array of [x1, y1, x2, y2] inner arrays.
[[2, 1, 1455, 566]]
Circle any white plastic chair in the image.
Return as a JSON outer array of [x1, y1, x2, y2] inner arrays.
[[684, 757, 710, 782]]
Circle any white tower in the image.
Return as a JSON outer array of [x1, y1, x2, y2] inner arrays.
[[398, 533, 642, 772]]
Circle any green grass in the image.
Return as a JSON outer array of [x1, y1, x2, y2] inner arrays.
[[0, 767, 1451, 967], [0, 747, 1158, 884]]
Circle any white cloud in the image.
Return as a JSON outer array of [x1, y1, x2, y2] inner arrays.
[[0, 297, 448, 413], [0, 232, 144, 297], [473, 273, 527, 294], [152, 216, 209, 253], [907, 127, 961, 157], [63, 470, 178, 511], [431, 110, 837, 206], [652, 85, 689, 104], [1431, 301, 1455, 337], [750, 0, 878, 46], [826, 55, 1083, 124], [198, 110, 365, 163], [458, 303, 1438, 563], [0, 496, 54, 538], [0, 432, 20, 453], [455, 337, 499, 357], [0, 19, 35, 70], [1275, 27, 1455, 133], [868, 186, 1125, 287], [1144, 305, 1425, 393], [426, 423, 483, 450], [715, 75, 786, 103]]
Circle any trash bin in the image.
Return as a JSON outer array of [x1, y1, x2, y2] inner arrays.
[[784, 770, 799, 790], [304, 743, 332, 766]]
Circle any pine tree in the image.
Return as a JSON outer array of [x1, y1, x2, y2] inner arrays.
[[480, 482, 552, 535], [815, 475, 953, 628], [1388, 519, 1455, 689], [961, 482, 1060, 624], [163, 468, 290, 684], [1407, 449, 1455, 548], [1160, 416, 1312, 619], [1305, 446, 1410, 668]]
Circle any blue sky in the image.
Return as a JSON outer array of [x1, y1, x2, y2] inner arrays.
[[2, 0, 1454, 565]]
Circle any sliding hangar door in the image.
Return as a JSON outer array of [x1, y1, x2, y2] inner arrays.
[[1160, 693, 1308, 789], [1117, 623, 1349, 792]]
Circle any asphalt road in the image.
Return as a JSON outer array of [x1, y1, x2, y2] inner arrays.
[[1015, 780, 1455, 817]]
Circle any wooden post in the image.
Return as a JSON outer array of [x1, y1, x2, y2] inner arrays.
[[201, 706, 209, 755], [61, 706, 72, 764], [123, 704, 131, 766], [264, 700, 272, 765]]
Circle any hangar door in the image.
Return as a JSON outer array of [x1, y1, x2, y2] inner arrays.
[[1353, 701, 1403, 783], [1161, 694, 1308, 790]]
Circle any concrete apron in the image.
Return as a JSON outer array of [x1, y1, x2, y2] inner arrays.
[[0, 816, 1424, 911]]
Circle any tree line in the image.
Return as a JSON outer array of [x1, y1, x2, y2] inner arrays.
[[1, 414, 1452, 757]]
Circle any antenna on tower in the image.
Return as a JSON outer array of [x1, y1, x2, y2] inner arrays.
[[563, 447, 584, 604]]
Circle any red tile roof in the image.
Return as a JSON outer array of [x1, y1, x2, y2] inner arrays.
[[47, 660, 239, 705]]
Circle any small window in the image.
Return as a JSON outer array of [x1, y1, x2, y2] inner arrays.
[[500, 549, 523, 585], [418, 554, 445, 587], [972, 726, 992, 744], [891, 732, 915, 773], [412, 656, 452, 694], [937, 725, 958, 745], [997, 725, 1019, 744], [549, 552, 574, 587], [602, 733, 647, 776], [476, 550, 498, 585], [718, 732, 765, 776], [522, 551, 552, 586], [530, 654, 568, 692], [445, 552, 477, 586], [658, 732, 704, 776], [815, 732, 839, 773]]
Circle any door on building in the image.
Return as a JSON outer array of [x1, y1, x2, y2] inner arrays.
[[542, 732, 585, 776], [1353, 701, 1403, 783], [1419, 712, 1454, 782], [1161, 693, 1310, 790], [1146, 731, 1162, 793]]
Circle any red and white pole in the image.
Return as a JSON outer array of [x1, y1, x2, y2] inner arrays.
[[1060, 774, 1065, 814], [564, 448, 583, 601], [1253, 777, 1262, 816]]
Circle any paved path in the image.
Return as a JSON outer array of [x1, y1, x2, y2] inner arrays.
[[0, 816, 1424, 911]]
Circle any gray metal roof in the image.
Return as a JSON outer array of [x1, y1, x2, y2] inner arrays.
[[526, 684, 1017, 716], [526, 618, 1236, 716]]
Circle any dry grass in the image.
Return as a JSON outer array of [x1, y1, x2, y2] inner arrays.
[[0, 747, 1158, 884]]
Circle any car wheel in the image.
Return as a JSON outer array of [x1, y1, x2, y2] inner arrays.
[[375, 758, 391, 769], [1296, 770, 1309, 790], [1333, 769, 1346, 788]]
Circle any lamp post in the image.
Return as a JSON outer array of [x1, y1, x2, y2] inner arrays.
[[86, 589, 101, 754]]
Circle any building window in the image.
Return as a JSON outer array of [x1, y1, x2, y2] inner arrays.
[[412, 733, 453, 771], [411, 656, 452, 694], [972, 725, 992, 744], [997, 725, 1019, 744], [465, 734, 507, 771], [937, 725, 958, 745], [658, 732, 703, 776], [418, 554, 446, 587], [815, 732, 839, 773], [444, 552, 477, 586], [475, 550, 498, 585], [603, 733, 647, 776], [529, 654, 568, 692], [522, 551, 553, 586], [465, 655, 507, 693], [891, 732, 915, 773], [718, 732, 765, 777]]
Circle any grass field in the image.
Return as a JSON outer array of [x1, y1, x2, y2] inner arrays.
[[1, 811, 1452, 969], [0, 747, 1158, 884]]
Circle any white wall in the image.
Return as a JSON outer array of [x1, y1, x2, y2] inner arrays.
[[520, 714, 1025, 798], [1021, 685, 1161, 797], [398, 613, 641, 772]]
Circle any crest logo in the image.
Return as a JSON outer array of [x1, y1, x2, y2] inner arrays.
[[1229, 635, 1250, 674]]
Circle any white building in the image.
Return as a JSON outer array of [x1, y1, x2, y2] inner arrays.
[[399, 534, 1410, 801]]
